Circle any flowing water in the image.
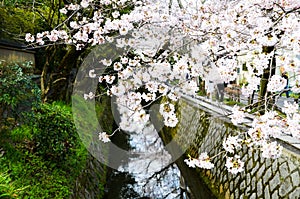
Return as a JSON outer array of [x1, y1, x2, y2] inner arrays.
[[103, 123, 216, 199]]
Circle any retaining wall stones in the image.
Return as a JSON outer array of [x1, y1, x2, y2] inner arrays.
[[162, 97, 300, 199], [70, 153, 106, 199]]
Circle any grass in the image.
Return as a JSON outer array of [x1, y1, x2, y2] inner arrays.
[[0, 97, 114, 198], [0, 137, 87, 199], [0, 116, 88, 198], [223, 98, 244, 106]]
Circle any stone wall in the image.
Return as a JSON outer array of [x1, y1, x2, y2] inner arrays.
[[70, 96, 112, 199], [162, 97, 300, 199], [70, 153, 106, 199]]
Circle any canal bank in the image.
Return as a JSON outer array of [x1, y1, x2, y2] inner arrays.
[[159, 95, 300, 198], [72, 94, 300, 198]]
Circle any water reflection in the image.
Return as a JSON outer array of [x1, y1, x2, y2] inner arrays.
[[104, 124, 186, 199]]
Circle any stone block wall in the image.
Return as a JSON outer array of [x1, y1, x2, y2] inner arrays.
[[70, 153, 106, 199], [167, 98, 300, 198]]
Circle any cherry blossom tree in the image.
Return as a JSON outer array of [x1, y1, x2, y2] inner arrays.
[[26, 0, 300, 174]]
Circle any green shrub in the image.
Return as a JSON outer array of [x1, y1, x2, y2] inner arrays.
[[0, 61, 40, 121], [0, 120, 88, 199], [31, 102, 78, 163]]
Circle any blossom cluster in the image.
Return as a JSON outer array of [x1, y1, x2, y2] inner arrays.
[[223, 135, 242, 154], [283, 101, 300, 138], [230, 105, 246, 126], [26, 0, 139, 49], [182, 0, 300, 174], [246, 111, 284, 158], [180, 0, 300, 97], [159, 102, 178, 127], [267, 75, 287, 92], [85, 41, 199, 133], [184, 152, 214, 169], [25, 0, 300, 175]]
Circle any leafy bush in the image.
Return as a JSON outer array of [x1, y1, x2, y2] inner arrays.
[[0, 116, 88, 199], [0, 148, 86, 199], [0, 61, 40, 120], [31, 102, 78, 163]]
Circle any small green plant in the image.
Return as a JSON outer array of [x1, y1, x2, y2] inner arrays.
[[224, 98, 244, 106], [31, 102, 78, 163], [0, 171, 27, 198], [289, 92, 300, 99]]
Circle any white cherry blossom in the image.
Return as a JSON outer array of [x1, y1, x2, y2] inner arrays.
[[225, 155, 244, 174], [99, 132, 111, 143], [25, 0, 300, 175]]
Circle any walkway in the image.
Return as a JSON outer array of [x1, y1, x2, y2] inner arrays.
[[182, 93, 300, 155]]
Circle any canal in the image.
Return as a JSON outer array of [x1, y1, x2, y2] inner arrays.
[[103, 121, 216, 199]]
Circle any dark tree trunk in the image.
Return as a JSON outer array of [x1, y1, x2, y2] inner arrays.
[[40, 45, 84, 103], [258, 46, 276, 113], [51, 46, 83, 103]]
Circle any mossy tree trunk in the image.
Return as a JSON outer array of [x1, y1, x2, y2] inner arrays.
[[40, 45, 84, 103]]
